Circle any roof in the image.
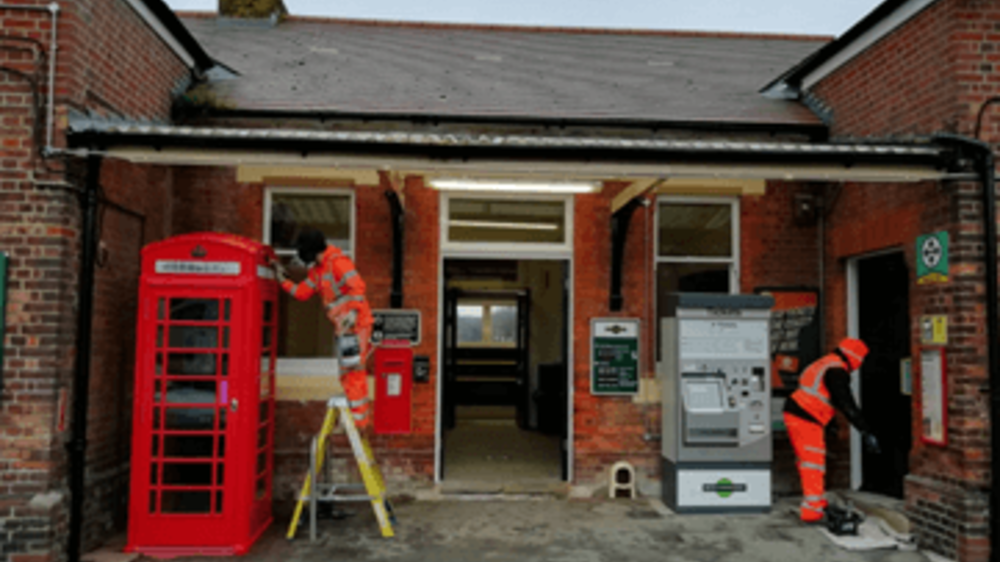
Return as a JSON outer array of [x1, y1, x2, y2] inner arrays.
[[178, 15, 829, 128], [762, 0, 937, 96], [136, 0, 215, 71]]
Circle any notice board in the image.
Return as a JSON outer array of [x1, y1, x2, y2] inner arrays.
[[754, 287, 820, 395], [591, 318, 640, 396], [371, 309, 422, 346]]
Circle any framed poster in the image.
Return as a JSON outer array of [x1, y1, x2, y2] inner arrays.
[[920, 348, 947, 446], [590, 318, 640, 396], [753, 286, 820, 397]]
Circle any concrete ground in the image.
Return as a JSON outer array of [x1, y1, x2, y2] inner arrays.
[[123, 496, 932, 562]]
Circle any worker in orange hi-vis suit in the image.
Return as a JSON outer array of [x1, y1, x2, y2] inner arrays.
[[783, 338, 881, 523], [275, 228, 375, 428]]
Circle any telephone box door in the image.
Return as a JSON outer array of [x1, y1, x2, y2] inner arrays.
[[132, 290, 240, 547]]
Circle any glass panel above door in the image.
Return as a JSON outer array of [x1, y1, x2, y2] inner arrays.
[[448, 199, 566, 244]]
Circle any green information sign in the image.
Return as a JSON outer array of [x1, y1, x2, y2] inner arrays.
[[0, 253, 7, 399], [591, 318, 640, 395], [916, 231, 949, 285]]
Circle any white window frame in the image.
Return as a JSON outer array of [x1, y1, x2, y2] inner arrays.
[[440, 192, 574, 257], [263, 186, 356, 375], [654, 195, 741, 293]]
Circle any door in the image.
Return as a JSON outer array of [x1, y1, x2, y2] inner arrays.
[[135, 292, 237, 545], [858, 253, 912, 498]]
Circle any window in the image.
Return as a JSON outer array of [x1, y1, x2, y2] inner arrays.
[[655, 198, 739, 359], [456, 300, 519, 347], [264, 188, 354, 373], [441, 194, 573, 253]]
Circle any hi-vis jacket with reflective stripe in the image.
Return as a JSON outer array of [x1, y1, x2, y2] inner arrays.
[[789, 353, 848, 427], [281, 246, 373, 328]]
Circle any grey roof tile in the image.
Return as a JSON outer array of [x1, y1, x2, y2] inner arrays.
[[179, 16, 827, 126]]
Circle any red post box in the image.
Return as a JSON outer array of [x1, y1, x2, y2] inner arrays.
[[126, 233, 277, 556], [373, 340, 413, 435]]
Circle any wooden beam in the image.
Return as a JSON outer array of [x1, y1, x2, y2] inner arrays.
[[236, 165, 380, 185], [611, 179, 662, 214], [654, 178, 767, 196]]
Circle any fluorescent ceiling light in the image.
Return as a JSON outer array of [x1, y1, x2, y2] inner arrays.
[[449, 219, 558, 231], [429, 179, 600, 193]]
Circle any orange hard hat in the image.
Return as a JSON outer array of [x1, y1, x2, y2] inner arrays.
[[838, 338, 869, 370]]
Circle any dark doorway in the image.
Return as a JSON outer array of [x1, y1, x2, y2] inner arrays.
[[857, 252, 912, 498], [440, 259, 568, 483]]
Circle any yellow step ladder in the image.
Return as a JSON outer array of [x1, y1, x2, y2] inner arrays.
[[286, 396, 395, 541]]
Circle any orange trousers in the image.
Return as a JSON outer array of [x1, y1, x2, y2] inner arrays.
[[784, 412, 828, 522], [340, 322, 372, 428]]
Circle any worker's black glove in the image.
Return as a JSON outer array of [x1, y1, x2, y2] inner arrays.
[[862, 432, 881, 455], [273, 261, 288, 283]]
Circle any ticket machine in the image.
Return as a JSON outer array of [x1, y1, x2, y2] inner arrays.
[[659, 293, 773, 513]]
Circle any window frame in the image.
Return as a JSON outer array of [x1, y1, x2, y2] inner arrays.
[[440, 192, 575, 256], [654, 195, 741, 293], [263, 186, 356, 375], [455, 298, 519, 349]]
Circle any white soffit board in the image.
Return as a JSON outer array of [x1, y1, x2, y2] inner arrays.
[[107, 147, 945, 183], [122, 0, 196, 68], [802, 0, 938, 91]]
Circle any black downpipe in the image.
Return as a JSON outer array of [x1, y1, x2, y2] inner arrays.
[[936, 133, 998, 562], [610, 199, 642, 312], [982, 147, 999, 562], [386, 190, 404, 309], [67, 154, 102, 562]]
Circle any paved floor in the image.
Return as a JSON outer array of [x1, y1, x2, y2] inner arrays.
[[152, 497, 931, 562], [443, 418, 562, 482]]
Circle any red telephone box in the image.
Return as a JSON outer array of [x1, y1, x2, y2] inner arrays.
[[126, 233, 277, 556], [373, 340, 413, 434]]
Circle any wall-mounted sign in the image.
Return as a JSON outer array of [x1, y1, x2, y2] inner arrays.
[[920, 348, 947, 446], [900, 358, 912, 396], [591, 318, 640, 396], [155, 260, 241, 276], [372, 309, 422, 346], [753, 287, 820, 396], [920, 315, 948, 345], [916, 231, 949, 284]]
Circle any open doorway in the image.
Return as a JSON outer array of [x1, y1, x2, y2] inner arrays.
[[440, 259, 568, 483], [853, 251, 912, 498]]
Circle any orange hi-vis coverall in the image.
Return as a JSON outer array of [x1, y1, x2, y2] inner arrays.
[[281, 246, 374, 427], [783, 353, 847, 522]]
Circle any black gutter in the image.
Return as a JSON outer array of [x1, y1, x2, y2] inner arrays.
[[67, 153, 102, 562], [610, 199, 642, 312], [188, 107, 830, 141], [386, 189, 404, 309], [70, 132, 947, 169], [934, 133, 999, 562], [139, 0, 215, 72], [761, 0, 928, 94]]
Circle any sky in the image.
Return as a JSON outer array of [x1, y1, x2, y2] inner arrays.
[[164, 0, 885, 37]]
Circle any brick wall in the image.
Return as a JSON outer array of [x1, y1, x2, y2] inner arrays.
[[0, 1, 191, 561], [808, 1, 999, 560]]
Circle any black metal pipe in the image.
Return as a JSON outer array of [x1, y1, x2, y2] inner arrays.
[[386, 190, 404, 308], [66, 154, 101, 562], [610, 199, 641, 311], [981, 146, 999, 562]]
